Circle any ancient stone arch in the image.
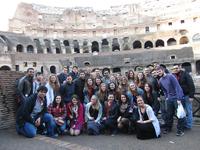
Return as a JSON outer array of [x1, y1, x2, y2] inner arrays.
[[144, 41, 153, 49], [50, 65, 56, 73], [44, 39, 52, 53], [167, 38, 177, 46], [155, 39, 164, 47], [73, 40, 80, 53], [16, 44, 24, 52], [112, 38, 120, 51], [180, 36, 189, 44], [0, 65, 11, 70], [34, 39, 43, 53], [27, 45, 34, 53], [54, 39, 61, 54], [91, 41, 99, 52], [133, 40, 142, 49]]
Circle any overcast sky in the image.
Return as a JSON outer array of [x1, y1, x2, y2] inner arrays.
[[0, 0, 139, 31]]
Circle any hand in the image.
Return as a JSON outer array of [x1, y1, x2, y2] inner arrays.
[[157, 97, 161, 102], [177, 100, 181, 105], [137, 120, 144, 124], [35, 118, 41, 127], [189, 98, 193, 102], [103, 117, 107, 120]]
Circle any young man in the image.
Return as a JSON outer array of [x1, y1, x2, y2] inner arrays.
[[172, 64, 195, 129], [157, 66, 185, 136], [16, 86, 56, 138]]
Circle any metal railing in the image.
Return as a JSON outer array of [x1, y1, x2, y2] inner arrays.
[[193, 93, 200, 117]]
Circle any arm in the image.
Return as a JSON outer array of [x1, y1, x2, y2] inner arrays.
[[95, 104, 103, 123], [85, 103, 94, 121]]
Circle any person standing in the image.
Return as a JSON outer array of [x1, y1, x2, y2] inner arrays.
[[172, 64, 195, 129], [157, 66, 185, 136]]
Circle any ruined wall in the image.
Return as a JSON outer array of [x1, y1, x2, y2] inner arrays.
[[0, 71, 24, 129]]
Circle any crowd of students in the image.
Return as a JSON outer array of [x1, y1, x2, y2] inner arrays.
[[15, 63, 195, 140]]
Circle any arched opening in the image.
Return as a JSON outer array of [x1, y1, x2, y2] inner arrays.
[[192, 33, 200, 42], [180, 36, 189, 44], [133, 40, 142, 49], [144, 41, 153, 49], [41, 66, 43, 74], [0, 35, 11, 51], [102, 39, 109, 52], [112, 38, 120, 51], [82, 40, 89, 53], [50, 66, 56, 74], [27, 45, 34, 53], [122, 37, 130, 50], [84, 61, 91, 67], [44, 39, 52, 53], [167, 38, 177, 46], [181, 62, 192, 73], [134, 66, 143, 72], [196, 60, 200, 75], [0, 65, 11, 71], [54, 39, 61, 54], [92, 41, 99, 53], [34, 39, 43, 53], [113, 67, 121, 73], [155, 39, 164, 47], [63, 40, 70, 46], [73, 40, 80, 53], [16, 44, 24, 52]]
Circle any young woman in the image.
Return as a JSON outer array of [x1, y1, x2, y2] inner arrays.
[[101, 93, 119, 135], [135, 72, 147, 90], [83, 77, 95, 104], [85, 95, 103, 135], [126, 82, 144, 106], [143, 83, 160, 116], [96, 83, 108, 108], [94, 77, 102, 93], [117, 93, 132, 133], [127, 70, 135, 84], [66, 95, 84, 136], [136, 96, 161, 140], [119, 76, 129, 93], [108, 82, 121, 103], [45, 74, 60, 106], [48, 95, 67, 135]]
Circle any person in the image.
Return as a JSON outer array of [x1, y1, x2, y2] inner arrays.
[[101, 68, 111, 86], [69, 65, 79, 81], [101, 93, 119, 136], [48, 95, 67, 135], [135, 72, 146, 90], [136, 96, 161, 140], [172, 64, 195, 129], [126, 82, 144, 106], [74, 70, 86, 103], [32, 72, 45, 93], [66, 95, 84, 136], [117, 93, 132, 133], [85, 95, 103, 135], [96, 83, 108, 109], [17, 68, 34, 99], [107, 82, 121, 103], [16, 86, 56, 138], [45, 74, 60, 107], [127, 70, 135, 84], [83, 77, 95, 105], [60, 74, 75, 104], [157, 66, 185, 136], [57, 66, 68, 84], [119, 76, 129, 93], [94, 77, 102, 93], [142, 83, 160, 116]]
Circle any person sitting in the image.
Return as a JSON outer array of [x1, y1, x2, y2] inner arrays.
[[85, 95, 103, 135], [101, 93, 119, 136], [48, 94, 67, 135], [117, 93, 132, 133], [135, 96, 161, 140], [16, 86, 56, 138], [66, 95, 84, 136]]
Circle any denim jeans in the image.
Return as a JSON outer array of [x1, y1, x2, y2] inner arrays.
[[165, 100, 185, 132], [16, 113, 56, 138], [182, 96, 193, 128]]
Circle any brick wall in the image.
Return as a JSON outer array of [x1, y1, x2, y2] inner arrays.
[[0, 71, 24, 129]]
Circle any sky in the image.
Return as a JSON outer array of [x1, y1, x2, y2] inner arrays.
[[0, 0, 139, 31]]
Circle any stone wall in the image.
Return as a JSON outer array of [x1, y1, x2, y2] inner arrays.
[[0, 71, 24, 129]]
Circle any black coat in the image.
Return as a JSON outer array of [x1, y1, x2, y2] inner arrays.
[[16, 93, 47, 127]]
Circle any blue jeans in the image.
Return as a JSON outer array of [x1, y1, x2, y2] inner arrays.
[[16, 113, 56, 138], [165, 100, 185, 132], [182, 96, 193, 128]]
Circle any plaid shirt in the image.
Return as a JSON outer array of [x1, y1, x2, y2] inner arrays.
[[48, 104, 67, 119]]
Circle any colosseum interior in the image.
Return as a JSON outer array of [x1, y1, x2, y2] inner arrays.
[[0, 0, 200, 78]]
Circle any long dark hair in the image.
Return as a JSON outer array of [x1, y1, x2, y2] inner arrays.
[[119, 92, 130, 105], [52, 94, 65, 108]]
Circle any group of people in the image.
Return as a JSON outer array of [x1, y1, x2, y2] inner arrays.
[[15, 63, 195, 140]]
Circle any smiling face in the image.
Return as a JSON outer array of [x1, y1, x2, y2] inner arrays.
[[121, 94, 127, 103], [55, 95, 62, 104], [91, 95, 97, 105], [137, 96, 145, 107], [72, 97, 78, 105], [109, 82, 116, 90]]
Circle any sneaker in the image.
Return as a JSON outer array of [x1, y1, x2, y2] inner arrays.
[[176, 131, 184, 136], [163, 129, 170, 134]]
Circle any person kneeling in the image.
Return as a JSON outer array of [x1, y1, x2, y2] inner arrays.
[[85, 95, 102, 135], [136, 96, 161, 140]]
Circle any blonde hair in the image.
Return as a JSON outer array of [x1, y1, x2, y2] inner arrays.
[[91, 95, 101, 110]]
